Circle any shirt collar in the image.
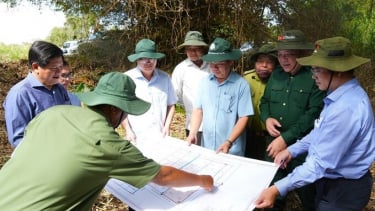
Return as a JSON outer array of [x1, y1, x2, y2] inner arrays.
[[135, 66, 159, 80], [209, 71, 236, 84], [185, 59, 209, 70], [324, 78, 358, 105]]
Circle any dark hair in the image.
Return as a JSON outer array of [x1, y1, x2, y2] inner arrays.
[[28, 41, 64, 68]]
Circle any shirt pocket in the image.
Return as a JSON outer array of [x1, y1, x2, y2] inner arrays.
[[291, 87, 311, 109], [220, 92, 234, 113], [269, 83, 284, 103]]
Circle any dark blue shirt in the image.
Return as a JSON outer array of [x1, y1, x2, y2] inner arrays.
[[3, 72, 71, 147]]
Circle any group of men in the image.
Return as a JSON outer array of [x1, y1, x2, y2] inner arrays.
[[0, 29, 374, 211]]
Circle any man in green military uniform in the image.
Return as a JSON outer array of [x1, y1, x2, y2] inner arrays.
[[260, 30, 326, 210], [243, 43, 278, 160]]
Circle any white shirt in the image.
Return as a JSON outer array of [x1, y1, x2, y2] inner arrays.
[[125, 67, 177, 138], [171, 59, 210, 131]]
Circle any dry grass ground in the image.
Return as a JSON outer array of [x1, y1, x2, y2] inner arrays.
[[0, 62, 375, 210]]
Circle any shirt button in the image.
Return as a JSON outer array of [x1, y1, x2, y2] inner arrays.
[[279, 117, 283, 120], [282, 103, 286, 106]]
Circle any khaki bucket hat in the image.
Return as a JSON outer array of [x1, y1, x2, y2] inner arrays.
[[177, 31, 208, 49], [201, 38, 242, 62], [128, 39, 165, 62], [297, 36, 370, 72], [77, 72, 151, 115], [276, 29, 314, 50]]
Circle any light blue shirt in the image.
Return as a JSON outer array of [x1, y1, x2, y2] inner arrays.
[[195, 71, 253, 156], [3, 72, 71, 147], [276, 78, 375, 196], [68, 92, 81, 106]]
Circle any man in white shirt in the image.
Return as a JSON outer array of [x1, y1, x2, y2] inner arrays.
[[171, 31, 210, 144]]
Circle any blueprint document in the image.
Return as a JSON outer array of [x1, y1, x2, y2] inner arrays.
[[105, 136, 278, 211]]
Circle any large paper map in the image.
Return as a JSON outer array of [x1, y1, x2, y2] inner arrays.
[[105, 136, 278, 211]]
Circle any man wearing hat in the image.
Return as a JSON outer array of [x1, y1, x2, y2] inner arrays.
[[255, 36, 374, 210], [0, 72, 214, 210], [186, 38, 253, 156], [172, 31, 210, 144], [243, 43, 278, 160], [260, 29, 326, 210], [121, 39, 177, 142]]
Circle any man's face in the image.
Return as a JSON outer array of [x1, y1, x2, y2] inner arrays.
[[311, 66, 332, 91], [59, 65, 72, 89], [32, 56, 63, 89], [136, 58, 157, 73], [255, 54, 276, 80], [209, 60, 233, 83], [185, 46, 205, 62], [277, 50, 300, 74]]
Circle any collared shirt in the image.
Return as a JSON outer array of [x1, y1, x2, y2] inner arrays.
[[243, 69, 267, 132], [171, 58, 210, 131], [195, 71, 253, 156], [260, 66, 325, 145], [0, 105, 161, 210], [3, 72, 71, 147], [275, 78, 375, 196], [125, 67, 177, 137]]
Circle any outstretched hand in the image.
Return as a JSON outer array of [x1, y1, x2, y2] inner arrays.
[[200, 175, 214, 191]]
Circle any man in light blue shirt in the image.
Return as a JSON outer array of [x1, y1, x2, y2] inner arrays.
[[187, 38, 253, 156], [3, 41, 71, 147], [255, 37, 375, 210]]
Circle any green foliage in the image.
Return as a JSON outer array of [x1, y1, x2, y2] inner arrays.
[[336, 0, 375, 60], [175, 104, 186, 114], [1, 0, 375, 67], [0, 43, 29, 61], [72, 82, 91, 93]]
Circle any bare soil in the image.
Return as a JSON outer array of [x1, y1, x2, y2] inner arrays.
[[0, 62, 374, 211]]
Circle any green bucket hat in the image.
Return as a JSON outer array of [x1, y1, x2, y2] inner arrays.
[[128, 39, 165, 62], [77, 72, 151, 115], [201, 38, 242, 62], [250, 43, 278, 61], [177, 31, 208, 49], [297, 36, 370, 72], [276, 29, 314, 50]]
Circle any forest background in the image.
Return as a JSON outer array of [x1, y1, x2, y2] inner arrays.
[[0, 0, 375, 210]]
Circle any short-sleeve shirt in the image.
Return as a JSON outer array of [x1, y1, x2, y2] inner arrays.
[[195, 71, 253, 156], [0, 105, 161, 210], [171, 59, 210, 130], [125, 67, 177, 137]]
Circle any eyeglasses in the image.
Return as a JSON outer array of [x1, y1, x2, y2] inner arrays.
[[46, 66, 63, 72], [209, 61, 227, 68], [138, 58, 157, 64], [311, 67, 324, 74], [60, 73, 73, 79]]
